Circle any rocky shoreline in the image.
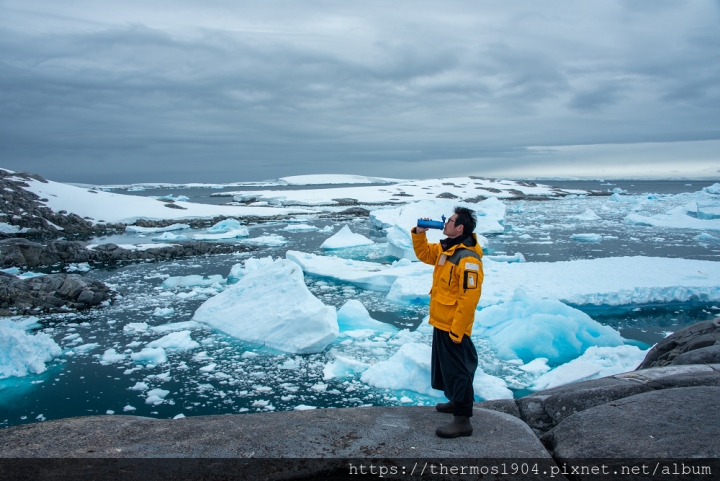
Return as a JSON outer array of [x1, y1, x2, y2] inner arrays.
[[0, 320, 717, 480]]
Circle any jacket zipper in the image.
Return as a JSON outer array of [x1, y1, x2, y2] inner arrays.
[[448, 266, 453, 286]]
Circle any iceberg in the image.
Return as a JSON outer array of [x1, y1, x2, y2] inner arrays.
[[337, 300, 397, 333], [0, 319, 62, 378], [320, 225, 374, 249], [571, 233, 602, 243], [387, 256, 720, 308], [206, 219, 244, 234], [702, 182, 720, 194], [696, 201, 720, 220], [369, 199, 501, 260], [192, 259, 339, 354], [227, 257, 275, 284], [624, 201, 720, 231], [286, 250, 431, 291], [529, 345, 649, 391], [473, 368, 514, 401], [360, 343, 444, 397], [322, 351, 371, 380], [473, 289, 625, 366], [569, 209, 600, 221], [147, 331, 200, 352]]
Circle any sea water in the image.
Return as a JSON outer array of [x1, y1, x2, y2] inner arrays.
[[2, 180, 719, 429]]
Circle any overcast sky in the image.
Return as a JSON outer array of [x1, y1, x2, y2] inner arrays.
[[1, 0, 719, 183]]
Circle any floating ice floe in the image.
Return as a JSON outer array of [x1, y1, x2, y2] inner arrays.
[[485, 252, 525, 263], [100, 348, 127, 365], [152, 307, 175, 317], [227, 256, 275, 284], [283, 224, 318, 232], [149, 321, 202, 333], [322, 350, 371, 380], [337, 300, 397, 333], [152, 232, 188, 241], [529, 345, 649, 391], [571, 233, 602, 243], [206, 219, 244, 234], [360, 342, 512, 401], [473, 289, 625, 366], [238, 235, 287, 246], [369, 199, 501, 259], [130, 347, 167, 365], [387, 256, 720, 307], [569, 209, 600, 221], [320, 225, 374, 249], [145, 388, 170, 405], [126, 224, 190, 234], [694, 233, 718, 242], [286, 251, 431, 291], [162, 275, 225, 289], [123, 322, 149, 334], [193, 259, 338, 354], [0, 319, 62, 378], [147, 331, 200, 352], [624, 201, 720, 231], [66, 262, 91, 273]]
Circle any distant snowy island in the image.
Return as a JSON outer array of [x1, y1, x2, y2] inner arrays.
[[0, 167, 719, 438]]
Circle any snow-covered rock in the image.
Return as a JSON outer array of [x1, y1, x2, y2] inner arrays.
[[192, 259, 338, 354]]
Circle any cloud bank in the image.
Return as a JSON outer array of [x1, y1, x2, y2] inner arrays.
[[1, 0, 719, 182]]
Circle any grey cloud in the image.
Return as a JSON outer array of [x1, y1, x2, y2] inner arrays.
[[0, 0, 719, 183]]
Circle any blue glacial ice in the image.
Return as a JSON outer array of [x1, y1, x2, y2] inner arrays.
[[193, 219, 249, 240], [192, 259, 338, 354], [472, 289, 624, 366], [529, 345, 649, 391], [320, 225, 374, 250], [162, 275, 225, 289], [0, 318, 62, 378], [125, 223, 190, 234], [571, 233, 603, 243], [151, 232, 188, 241]]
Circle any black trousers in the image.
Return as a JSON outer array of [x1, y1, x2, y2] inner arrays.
[[431, 327, 478, 417]]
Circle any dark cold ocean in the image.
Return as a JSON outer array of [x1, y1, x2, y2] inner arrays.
[[2, 179, 719, 429]]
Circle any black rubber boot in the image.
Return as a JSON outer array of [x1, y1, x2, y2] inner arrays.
[[435, 401, 455, 413], [436, 416, 473, 438]]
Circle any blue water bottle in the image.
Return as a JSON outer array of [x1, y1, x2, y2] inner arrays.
[[417, 215, 446, 230]]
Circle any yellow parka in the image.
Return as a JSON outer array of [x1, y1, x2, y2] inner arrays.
[[411, 229, 484, 342]]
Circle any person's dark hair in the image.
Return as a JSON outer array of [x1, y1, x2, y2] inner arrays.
[[454, 206, 476, 235]]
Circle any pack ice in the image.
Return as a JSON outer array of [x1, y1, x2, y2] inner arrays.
[[388, 256, 720, 307], [0, 319, 62, 378], [369, 199, 502, 260], [192, 259, 339, 354]]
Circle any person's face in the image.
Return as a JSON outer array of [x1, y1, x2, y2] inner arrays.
[[443, 214, 464, 238]]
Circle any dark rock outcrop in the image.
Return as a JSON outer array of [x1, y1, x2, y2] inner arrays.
[[0, 170, 125, 238], [542, 386, 720, 458], [0, 272, 112, 315], [637, 318, 720, 368], [0, 238, 257, 269]]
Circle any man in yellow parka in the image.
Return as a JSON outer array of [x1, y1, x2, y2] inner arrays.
[[412, 206, 483, 438]]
